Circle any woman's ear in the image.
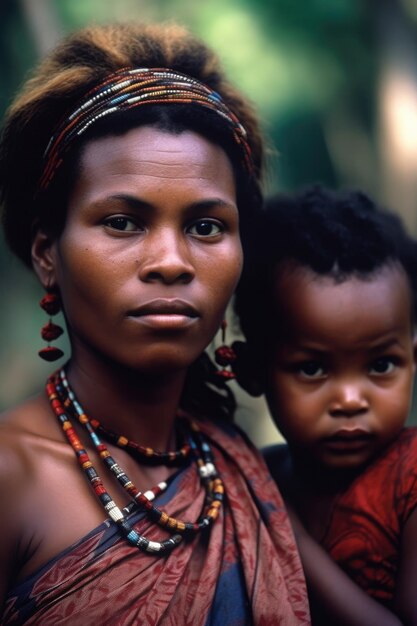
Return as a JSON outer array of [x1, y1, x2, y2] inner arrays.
[[231, 340, 265, 397], [413, 334, 417, 371], [31, 224, 59, 290]]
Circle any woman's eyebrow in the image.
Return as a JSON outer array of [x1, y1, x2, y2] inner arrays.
[[91, 194, 152, 211], [94, 194, 238, 213]]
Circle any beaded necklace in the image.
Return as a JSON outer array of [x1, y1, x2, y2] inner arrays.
[[88, 416, 191, 466], [46, 369, 224, 555]]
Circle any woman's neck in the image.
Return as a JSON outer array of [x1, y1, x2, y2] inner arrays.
[[65, 351, 188, 450]]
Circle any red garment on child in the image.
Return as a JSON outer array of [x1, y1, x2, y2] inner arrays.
[[322, 427, 417, 606]]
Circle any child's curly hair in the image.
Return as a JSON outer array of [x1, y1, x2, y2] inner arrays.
[[235, 185, 417, 378]]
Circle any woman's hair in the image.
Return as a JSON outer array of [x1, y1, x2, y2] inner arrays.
[[0, 22, 264, 267], [0, 22, 265, 421], [235, 185, 417, 368]]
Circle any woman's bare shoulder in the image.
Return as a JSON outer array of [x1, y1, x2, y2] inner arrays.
[[0, 395, 55, 600], [1, 392, 48, 428], [0, 390, 62, 435], [0, 394, 79, 581], [0, 393, 65, 486]]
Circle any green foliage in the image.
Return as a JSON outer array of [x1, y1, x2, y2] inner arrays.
[[0, 0, 37, 119], [1, 0, 417, 430]]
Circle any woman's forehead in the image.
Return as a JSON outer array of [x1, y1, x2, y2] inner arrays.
[[68, 126, 237, 212]]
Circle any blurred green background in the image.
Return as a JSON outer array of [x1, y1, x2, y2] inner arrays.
[[1, 0, 417, 445]]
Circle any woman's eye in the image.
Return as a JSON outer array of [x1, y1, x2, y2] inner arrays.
[[103, 216, 141, 232], [188, 220, 222, 237], [369, 357, 396, 375], [297, 361, 326, 379]]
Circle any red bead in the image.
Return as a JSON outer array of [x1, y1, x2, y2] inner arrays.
[[38, 346, 64, 361], [40, 293, 61, 315], [215, 369, 236, 380], [215, 345, 237, 366], [41, 321, 64, 341]]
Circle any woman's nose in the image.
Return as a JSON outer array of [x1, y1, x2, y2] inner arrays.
[[329, 381, 369, 417], [138, 229, 195, 285]]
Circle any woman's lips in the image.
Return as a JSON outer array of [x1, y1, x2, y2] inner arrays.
[[127, 299, 200, 329]]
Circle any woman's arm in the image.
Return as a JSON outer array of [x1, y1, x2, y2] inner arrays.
[[393, 507, 417, 624], [288, 507, 404, 626], [264, 444, 415, 624], [0, 429, 24, 612]]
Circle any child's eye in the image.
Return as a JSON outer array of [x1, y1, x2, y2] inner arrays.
[[187, 219, 223, 238], [369, 357, 396, 375], [297, 361, 326, 379], [103, 216, 142, 232]]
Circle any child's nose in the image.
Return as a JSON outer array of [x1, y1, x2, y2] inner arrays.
[[329, 381, 369, 417]]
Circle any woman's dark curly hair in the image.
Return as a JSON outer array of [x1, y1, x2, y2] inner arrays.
[[235, 185, 417, 375]]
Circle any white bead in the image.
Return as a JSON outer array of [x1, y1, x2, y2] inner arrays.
[[146, 541, 162, 553], [205, 462, 216, 477], [108, 506, 124, 522], [143, 490, 155, 501], [199, 465, 209, 478], [130, 67, 150, 74]]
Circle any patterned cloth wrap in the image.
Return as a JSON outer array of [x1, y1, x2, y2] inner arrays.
[[2, 418, 310, 625]]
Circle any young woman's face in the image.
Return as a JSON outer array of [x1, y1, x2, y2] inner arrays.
[[266, 264, 416, 470], [42, 126, 242, 374]]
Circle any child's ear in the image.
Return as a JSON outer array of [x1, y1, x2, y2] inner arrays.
[[31, 223, 59, 291], [231, 340, 265, 397]]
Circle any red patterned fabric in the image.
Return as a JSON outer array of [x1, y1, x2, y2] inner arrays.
[[322, 427, 417, 607], [2, 419, 310, 625]]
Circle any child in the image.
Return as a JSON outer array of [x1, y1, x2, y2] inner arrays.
[[234, 186, 417, 625]]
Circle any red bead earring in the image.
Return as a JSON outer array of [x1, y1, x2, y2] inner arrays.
[[214, 320, 236, 380], [38, 293, 64, 361]]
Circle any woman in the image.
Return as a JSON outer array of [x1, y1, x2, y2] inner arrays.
[[0, 23, 309, 624]]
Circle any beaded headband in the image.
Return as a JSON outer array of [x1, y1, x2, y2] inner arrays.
[[38, 67, 254, 192]]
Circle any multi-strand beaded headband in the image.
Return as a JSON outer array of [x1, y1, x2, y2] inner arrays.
[[38, 67, 254, 192]]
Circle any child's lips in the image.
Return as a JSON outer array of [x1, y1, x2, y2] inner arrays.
[[323, 428, 374, 452], [327, 427, 372, 440]]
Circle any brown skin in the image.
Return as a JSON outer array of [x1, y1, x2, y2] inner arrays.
[[0, 127, 242, 605], [265, 263, 417, 625]]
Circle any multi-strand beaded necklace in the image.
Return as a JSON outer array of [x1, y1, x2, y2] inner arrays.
[[38, 67, 254, 193], [46, 369, 224, 555]]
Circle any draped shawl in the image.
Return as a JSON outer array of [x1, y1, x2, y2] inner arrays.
[[3, 418, 309, 625]]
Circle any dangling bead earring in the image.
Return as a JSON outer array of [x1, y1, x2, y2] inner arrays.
[[38, 293, 64, 361], [214, 320, 236, 380]]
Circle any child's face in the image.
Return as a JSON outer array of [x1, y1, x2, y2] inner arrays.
[[265, 263, 416, 470]]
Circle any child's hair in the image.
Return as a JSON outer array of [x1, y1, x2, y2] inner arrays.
[[235, 185, 417, 369]]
